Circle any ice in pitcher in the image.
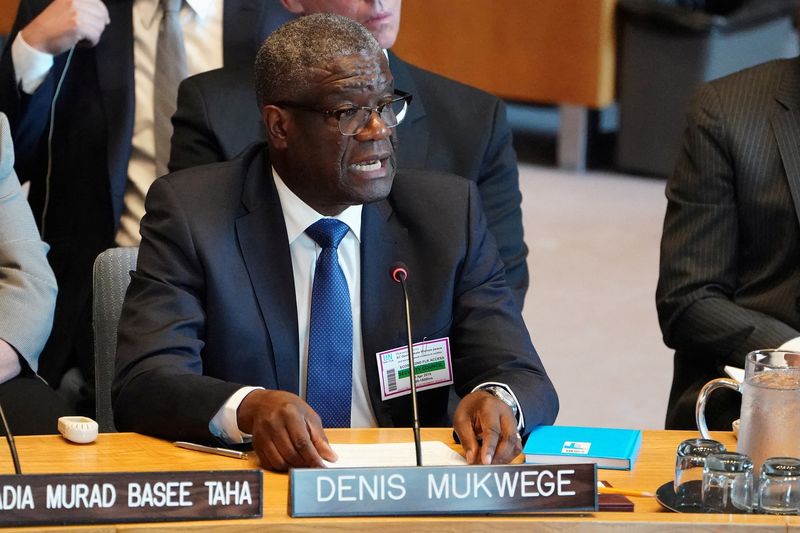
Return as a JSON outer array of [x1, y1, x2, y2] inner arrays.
[[738, 370, 800, 473]]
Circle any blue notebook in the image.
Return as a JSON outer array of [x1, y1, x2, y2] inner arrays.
[[523, 425, 642, 470]]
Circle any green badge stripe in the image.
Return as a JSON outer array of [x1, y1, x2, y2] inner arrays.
[[398, 361, 446, 379]]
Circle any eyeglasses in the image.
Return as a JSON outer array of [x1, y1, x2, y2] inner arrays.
[[273, 90, 413, 136]]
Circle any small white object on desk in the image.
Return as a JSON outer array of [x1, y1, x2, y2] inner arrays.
[[57, 416, 98, 444]]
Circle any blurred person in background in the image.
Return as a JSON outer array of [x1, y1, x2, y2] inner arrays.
[[657, 57, 800, 430], [0, 0, 293, 413]]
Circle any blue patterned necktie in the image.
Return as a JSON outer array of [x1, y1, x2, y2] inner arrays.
[[305, 219, 353, 428]]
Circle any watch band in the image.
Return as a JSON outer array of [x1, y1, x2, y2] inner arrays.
[[482, 385, 519, 418]]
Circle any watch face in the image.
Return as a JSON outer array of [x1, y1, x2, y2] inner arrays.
[[485, 386, 517, 416]]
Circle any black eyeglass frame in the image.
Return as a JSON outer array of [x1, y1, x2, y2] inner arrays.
[[271, 90, 413, 136]]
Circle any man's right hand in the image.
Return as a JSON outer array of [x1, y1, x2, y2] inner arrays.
[[20, 0, 110, 56], [237, 389, 338, 472], [0, 339, 21, 385]]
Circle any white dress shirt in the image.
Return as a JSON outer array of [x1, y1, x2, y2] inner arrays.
[[210, 169, 378, 443], [11, 0, 224, 247]]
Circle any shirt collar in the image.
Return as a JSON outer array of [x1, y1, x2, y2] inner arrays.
[[272, 167, 362, 245], [139, 0, 215, 28], [186, 0, 214, 19]]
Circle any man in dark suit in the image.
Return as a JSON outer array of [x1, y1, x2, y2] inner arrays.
[[113, 14, 557, 471], [0, 0, 293, 404], [169, 0, 528, 310], [657, 57, 800, 430]]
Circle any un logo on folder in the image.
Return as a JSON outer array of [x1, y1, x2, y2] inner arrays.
[[561, 441, 592, 455]]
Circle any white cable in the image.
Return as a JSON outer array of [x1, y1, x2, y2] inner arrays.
[[40, 45, 75, 239]]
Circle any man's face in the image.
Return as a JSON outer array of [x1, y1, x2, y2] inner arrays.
[[283, 0, 402, 49], [273, 52, 397, 216]]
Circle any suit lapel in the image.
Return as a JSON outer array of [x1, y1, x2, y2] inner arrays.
[[389, 52, 429, 169], [95, 0, 135, 223], [772, 58, 800, 227], [360, 196, 410, 425], [236, 149, 300, 393]]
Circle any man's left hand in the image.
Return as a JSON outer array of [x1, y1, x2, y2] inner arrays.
[[453, 390, 522, 465]]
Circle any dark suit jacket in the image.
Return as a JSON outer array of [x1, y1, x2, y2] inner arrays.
[[657, 58, 800, 430], [169, 51, 529, 309], [112, 144, 557, 442], [0, 0, 294, 387]]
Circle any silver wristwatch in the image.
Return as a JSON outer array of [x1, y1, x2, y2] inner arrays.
[[482, 385, 519, 419]]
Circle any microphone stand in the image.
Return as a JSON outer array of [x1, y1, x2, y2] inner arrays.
[[393, 266, 422, 466], [0, 403, 21, 474]]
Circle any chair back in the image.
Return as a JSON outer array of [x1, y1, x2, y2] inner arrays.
[[92, 247, 138, 432]]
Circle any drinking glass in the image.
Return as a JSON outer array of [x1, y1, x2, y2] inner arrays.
[[675, 438, 726, 509], [758, 457, 800, 514], [702, 452, 754, 513]]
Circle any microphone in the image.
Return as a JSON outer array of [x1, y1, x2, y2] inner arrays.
[[390, 262, 422, 467], [0, 402, 21, 474]]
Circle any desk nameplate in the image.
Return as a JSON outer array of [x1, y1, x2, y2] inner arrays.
[[290, 463, 597, 517], [0, 469, 262, 526]]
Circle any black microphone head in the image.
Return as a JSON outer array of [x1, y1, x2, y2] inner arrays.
[[391, 262, 408, 283]]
